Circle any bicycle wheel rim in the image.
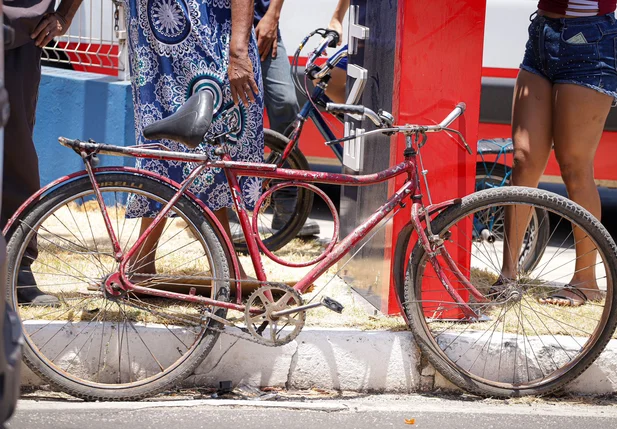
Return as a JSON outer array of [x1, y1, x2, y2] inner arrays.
[[230, 129, 313, 253], [405, 189, 616, 395]]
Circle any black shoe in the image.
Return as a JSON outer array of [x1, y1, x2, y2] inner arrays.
[[17, 267, 60, 306]]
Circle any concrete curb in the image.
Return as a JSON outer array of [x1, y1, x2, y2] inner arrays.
[[20, 326, 617, 395], [15, 398, 349, 412]]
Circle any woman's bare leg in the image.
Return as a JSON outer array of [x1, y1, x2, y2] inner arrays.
[[126, 208, 257, 295], [324, 67, 347, 103], [501, 70, 554, 279], [540, 83, 611, 305], [128, 218, 167, 274]]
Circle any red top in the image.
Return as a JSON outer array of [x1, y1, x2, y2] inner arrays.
[[538, 0, 617, 16]]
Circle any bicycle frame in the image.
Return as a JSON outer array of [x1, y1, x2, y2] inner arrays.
[[283, 83, 344, 164], [43, 137, 487, 319]]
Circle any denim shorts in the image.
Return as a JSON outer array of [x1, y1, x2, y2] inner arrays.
[[521, 12, 617, 104]]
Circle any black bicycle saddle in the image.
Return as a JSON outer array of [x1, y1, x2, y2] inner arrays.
[[142, 91, 214, 148]]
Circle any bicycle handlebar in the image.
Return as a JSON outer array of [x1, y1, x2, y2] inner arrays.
[[440, 102, 466, 128], [324, 103, 364, 116], [306, 30, 340, 69], [326, 103, 383, 127], [325, 102, 472, 154], [326, 102, 466, 130]]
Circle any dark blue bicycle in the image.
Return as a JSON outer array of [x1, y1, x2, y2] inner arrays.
[[475, 139, 550, 273], [233, 29, 550, 272]]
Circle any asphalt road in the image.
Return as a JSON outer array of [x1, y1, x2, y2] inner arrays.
[[7, 394, 617, 429]]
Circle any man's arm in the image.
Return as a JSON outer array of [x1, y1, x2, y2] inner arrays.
[[255, 0, 284, 61], [229, 0, 260, 106], [329, 0, 350, 46], [31, 0, 83, 48]]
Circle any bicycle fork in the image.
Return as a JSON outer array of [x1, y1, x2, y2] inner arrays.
[[410, 202, 488, 320]]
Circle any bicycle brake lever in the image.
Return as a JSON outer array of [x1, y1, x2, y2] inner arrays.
[[443, 127, 473, 155]]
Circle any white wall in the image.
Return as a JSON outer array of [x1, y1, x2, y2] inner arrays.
[[279, 0, 538, 70], [483, 0, 538, 69], [279, 0, 350, 58]]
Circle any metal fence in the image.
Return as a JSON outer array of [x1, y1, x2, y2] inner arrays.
[[42, 0, 128, 80]]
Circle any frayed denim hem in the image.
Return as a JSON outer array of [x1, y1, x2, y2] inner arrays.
[[519, 64, 549, 80], [554, 79, 617, 107]]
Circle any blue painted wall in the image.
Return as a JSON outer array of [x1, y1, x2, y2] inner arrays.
[[33, 67, 135, 187]]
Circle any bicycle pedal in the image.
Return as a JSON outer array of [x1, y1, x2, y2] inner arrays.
[[321, 296, 344, 314], [256, 321, 269, 335]]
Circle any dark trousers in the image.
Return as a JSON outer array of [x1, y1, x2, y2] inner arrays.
[[2, 42, 42, 263]]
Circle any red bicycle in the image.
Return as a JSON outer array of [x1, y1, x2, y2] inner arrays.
[[5, 92, 617, 400]]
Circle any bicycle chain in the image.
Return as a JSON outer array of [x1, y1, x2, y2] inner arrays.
[[119, 295, 281, 346], [111, 0, 121, 32]]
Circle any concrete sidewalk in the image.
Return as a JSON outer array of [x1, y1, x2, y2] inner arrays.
[[21, 326, 617, 396], [18, 214, 617, 396], [11, 394, 617, 429]]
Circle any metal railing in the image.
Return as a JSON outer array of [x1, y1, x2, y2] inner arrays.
[[42, 0, 128, 80]]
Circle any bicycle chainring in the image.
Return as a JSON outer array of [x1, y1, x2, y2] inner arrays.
[[244, 283, 306, 347]]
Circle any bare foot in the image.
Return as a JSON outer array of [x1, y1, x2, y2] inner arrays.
[[538, 280, 604, 307]]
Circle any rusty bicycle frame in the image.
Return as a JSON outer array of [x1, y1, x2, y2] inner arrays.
[[6, 103, 487, 321]]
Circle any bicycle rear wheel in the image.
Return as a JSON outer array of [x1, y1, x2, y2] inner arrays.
[[5, 172, 231, 401], [402, 187, 617, 397], [230, 129, 314, 253]]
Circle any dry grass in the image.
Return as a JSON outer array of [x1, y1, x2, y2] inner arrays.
[[17, 202, 614, 339]]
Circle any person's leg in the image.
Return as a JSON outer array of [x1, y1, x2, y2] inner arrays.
[[325, 67, 347, 103], [500, 70, 554, 280], [260, 36, 319, 237], [261, 35, 299, 135], [539, 83, 612, 305], [2, 43, 58, 305], [128, 218, 167, 274], [128, 210, 252, 281]]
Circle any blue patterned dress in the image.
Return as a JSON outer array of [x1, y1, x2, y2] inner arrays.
[[124, 0, 264, 216]]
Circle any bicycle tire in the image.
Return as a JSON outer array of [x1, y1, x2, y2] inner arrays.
[[6, 172, 231, 401], [475, 162, 550, 273], [232, 129, 314, 253], [402, 186, 617, 397]]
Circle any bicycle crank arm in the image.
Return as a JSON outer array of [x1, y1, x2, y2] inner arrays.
[[271, 296, 345, 318]]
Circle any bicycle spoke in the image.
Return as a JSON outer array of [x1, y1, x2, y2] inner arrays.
[[80, 197, 107, 275], [406, 194, 614, 395], [129, 218, 181, 272], [95, 301, 111, 383]]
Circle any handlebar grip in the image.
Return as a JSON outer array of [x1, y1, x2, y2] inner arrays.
[[439, 102, 467, 128], [326, 103, 365, 116], [324, 30, 340, 48]]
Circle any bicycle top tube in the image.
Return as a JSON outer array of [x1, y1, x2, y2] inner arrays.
[[57, 136, 416, 188], [58, 102, 469, 183]]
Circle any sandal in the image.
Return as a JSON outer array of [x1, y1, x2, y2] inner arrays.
[[538, 284, 588, 307], [488, 276, 513, 299]]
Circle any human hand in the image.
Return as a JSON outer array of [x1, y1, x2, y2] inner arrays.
[[255, 14, 279, 61], [228, 52, 259, 106], [31, 12, 70, 48], [328, 18, 343, 46]]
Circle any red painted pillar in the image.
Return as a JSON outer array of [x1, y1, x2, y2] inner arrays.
[[341, 1, 487, 314], [386, 1, 487, 314]]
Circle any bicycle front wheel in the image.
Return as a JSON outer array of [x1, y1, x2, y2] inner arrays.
[[402, 187, 617, 397], [6, 172, 231, 401]]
